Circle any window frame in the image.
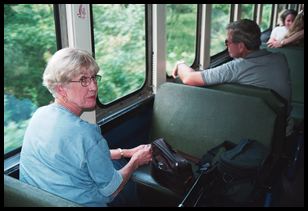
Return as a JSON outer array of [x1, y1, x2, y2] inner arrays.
[[91, 4, 153, 125]]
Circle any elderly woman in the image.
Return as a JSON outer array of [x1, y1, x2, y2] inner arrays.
[[19, 48, 152, 207]]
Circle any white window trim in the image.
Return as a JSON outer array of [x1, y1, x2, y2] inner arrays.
[[200, 4, 211, 69], [66, 4, 96, 124], [152, 4, 166, 94]]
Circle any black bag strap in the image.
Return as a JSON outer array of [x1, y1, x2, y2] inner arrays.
[[152, 138, 178, 163], [176, 150, 200, 165], [228, 139, 254, 160], [198, 140, 236, 170]]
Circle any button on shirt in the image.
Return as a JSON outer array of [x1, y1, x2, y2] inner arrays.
[[201, 49, 291, 106], [20, 103, 123, 207]]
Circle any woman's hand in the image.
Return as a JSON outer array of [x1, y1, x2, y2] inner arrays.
[[125, 144, 149, 158], [131, 144, 152, 167], [267, 39, 283, 48]]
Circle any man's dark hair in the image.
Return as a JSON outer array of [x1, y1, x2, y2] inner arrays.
[[226, 19, 261, 50]]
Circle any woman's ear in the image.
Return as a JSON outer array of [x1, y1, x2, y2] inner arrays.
[[55, 84, 67, 98]]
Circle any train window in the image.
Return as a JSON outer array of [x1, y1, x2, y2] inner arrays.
[[241, 4, 254, 20], [166, 4, 197, 76], [274, 4, 288, 27], [259, 4, 272, 32], [288, 4, 298, 10], [4, 4, 57, 155], [210, 4, 231, 56], [92, 4, 146, 105]]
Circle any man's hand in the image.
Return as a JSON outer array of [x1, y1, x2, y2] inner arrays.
[[172, 61, 186, 78]]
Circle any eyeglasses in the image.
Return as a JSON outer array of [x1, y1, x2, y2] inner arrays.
[[225, 39, 240, 47], [69, 75, 102, 87], [225, 39, 232, 47]]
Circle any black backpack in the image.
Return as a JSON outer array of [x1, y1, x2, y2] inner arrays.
[[197, 139, 269, 206]]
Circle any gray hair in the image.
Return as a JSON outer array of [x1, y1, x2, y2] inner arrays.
[[43, 48, 99, 97], [226, 19, 261, 50]]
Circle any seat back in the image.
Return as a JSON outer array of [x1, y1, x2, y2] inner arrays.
[[266, 46, 304, 104], [207, 83, 288, 160], [149, 82, 278, 158], [262, 45, 304, 121], [4, 174, 82, 207]]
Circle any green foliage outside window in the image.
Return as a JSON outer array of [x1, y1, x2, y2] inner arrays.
[[92, 4, 146, 104], [259, 4, 272, 32], [241, 4, 254, 20], [166, 4, 197, 75], [4, 4, 56, 154], [211, 4, 231, 56]]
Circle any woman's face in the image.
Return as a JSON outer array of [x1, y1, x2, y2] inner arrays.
[[64, 71, 98, 110], [284, 14, 296, 29]]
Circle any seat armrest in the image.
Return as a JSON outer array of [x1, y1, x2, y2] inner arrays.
[[4, 174, 82, 207]]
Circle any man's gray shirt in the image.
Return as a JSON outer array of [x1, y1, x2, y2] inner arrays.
[[201, 49, 291, 106]]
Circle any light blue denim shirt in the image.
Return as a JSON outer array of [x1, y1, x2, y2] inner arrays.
[[20, 103, 123, 207]]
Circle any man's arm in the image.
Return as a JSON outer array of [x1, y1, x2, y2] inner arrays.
[[172, 62, 206, 86]]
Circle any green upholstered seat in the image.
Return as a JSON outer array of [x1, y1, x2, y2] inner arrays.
[[133, 82, 279, 201], [207, 83, 287, 160], [149, 82, 277, 158], [261, 45, 304, 122], [4, 174, 82, 207]]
